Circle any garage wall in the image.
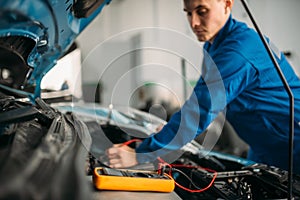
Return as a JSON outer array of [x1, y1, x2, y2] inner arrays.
[[76, 0, 300, 108], [232, 0, 300, 76]]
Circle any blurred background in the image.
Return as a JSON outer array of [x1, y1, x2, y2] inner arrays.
[[42, 0, 300, 121]]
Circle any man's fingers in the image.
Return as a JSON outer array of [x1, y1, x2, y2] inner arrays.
[[109, 158, 123, 168], [107, 147, 118, 154], [109, 162, 123, 169], [107, 152, 119, 159], [106, 144, 123, 157], [109, 158, 121, 165], [113, 144, 123, 148], [106, 143, 138, 168]]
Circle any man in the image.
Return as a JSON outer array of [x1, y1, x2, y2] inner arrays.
[[107, 0, 300, 174]]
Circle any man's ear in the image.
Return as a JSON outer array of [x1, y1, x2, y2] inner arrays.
[[226, 0, 234, 8], [225, 0, 234, 13]]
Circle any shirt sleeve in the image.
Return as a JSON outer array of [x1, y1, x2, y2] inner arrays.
[[135, 45, 258, 164]]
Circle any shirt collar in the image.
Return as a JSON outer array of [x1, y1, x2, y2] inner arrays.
[[204, 14, 234, 53]]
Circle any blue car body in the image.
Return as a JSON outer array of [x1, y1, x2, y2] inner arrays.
[[0, 0, 111, 98]]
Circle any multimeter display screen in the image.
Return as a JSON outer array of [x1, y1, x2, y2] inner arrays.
[[100, 168, 125, 176], [97, 168, 170, 179]]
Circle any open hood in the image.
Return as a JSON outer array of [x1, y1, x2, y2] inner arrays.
[[0, 0, 111, 99]]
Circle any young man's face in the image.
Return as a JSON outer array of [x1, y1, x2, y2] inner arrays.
[[184, 0, 232, 43]]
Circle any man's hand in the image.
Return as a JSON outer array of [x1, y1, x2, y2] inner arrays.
[[106, 144, 138, 168]]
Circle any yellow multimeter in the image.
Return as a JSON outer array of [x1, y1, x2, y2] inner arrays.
[[92, 167, 175, 192]]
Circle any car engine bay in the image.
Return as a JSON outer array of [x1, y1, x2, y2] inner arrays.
[[0, 0, 300, 199]]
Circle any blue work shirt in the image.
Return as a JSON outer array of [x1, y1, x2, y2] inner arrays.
[[136, 15, 300, 174]]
